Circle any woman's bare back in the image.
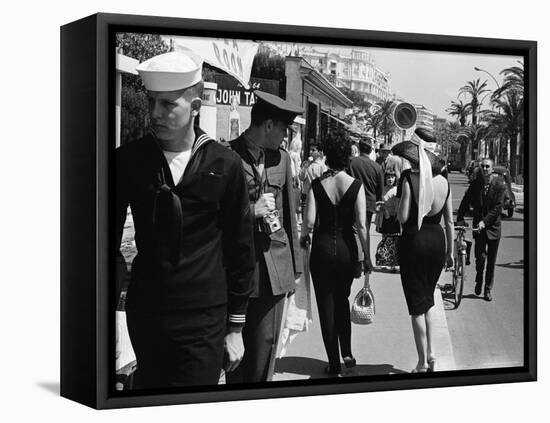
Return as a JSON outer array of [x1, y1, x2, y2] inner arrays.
[[319, 171, 356, 206], [408, 173, 449, 216]]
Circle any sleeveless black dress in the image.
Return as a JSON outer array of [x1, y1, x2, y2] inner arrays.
[[310, 177, 362, 371], [397, 169, 449, 316]]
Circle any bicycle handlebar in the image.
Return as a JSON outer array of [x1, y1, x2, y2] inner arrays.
[[454, 225, 481, 232]]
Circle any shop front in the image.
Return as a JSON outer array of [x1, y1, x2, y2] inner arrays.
[[284, 56, 353, 158]]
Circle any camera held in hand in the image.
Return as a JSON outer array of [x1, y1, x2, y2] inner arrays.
[[260, 209, 282, 234]]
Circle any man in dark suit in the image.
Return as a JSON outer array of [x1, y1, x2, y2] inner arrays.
[[226, 91, 303, 383], [349, 138, 384, 271], [456, 158, 506, 301]]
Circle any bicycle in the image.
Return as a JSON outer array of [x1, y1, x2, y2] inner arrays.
[[444, 225, 473, 308]]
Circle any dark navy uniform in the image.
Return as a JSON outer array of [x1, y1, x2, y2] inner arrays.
[[115, 128, 255, 388]]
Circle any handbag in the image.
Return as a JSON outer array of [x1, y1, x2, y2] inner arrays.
[[350, 273, 376, 325]]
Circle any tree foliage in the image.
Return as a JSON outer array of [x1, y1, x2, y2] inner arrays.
[[446, 100, 471, 127], [116, 33, 172, 145], [458, 78, 490, 126], [338, 86, 371, 111], [485, 91, 524, 177], [492, 62, 524, 101], [250, 45, 286, 82]]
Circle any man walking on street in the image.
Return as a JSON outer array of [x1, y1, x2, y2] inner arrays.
[[302, 145, 327, 195], [227, 91, 303, 383], [349, 137, 384, 271], [456, 158, 506, 301], [376, 143, 391, 170], [115, 51, 255, 388]]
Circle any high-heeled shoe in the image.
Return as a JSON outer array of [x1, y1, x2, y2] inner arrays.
[[411, 365, 428, 373], [343, 356, 357, 368], [324, 364, 342, 377], [427, 358, 437, 372]]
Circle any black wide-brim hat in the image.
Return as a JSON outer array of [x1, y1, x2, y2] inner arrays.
[[391, 141, 444, 174]]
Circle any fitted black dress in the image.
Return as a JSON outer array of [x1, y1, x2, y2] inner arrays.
[[310, 177, 362, 372], [397, 169, 449, 316]]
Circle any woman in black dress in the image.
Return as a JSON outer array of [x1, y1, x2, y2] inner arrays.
[[300, 135, 369, 376], [393, 129, 454, 373]]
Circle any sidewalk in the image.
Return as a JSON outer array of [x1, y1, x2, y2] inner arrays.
[[511, 183, 523, 194], [273, 231, 456, 380]]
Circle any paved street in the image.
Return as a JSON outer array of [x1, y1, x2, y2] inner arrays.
[[443, 171, 524, 370], [273, 170, 525, 380], [118, 170, 525, 378]]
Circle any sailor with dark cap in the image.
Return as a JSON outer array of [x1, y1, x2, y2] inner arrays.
[[115, 51, 255, 388], [226, 91, 304, 383]]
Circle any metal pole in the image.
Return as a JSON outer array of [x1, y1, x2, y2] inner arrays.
[[474, 67, 500, 89]]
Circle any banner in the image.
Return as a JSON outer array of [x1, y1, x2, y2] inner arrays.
[[170, 36, 259, 89]]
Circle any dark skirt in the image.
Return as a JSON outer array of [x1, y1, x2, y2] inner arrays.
[[398, 223, 445, 315]]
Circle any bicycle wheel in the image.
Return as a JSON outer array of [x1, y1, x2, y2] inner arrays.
[[454, 253, 466, 308]]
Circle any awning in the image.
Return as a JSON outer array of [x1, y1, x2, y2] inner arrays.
[[321, 110, 349, 127]]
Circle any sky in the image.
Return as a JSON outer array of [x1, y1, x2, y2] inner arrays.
[[154, 34, 522, 121], [369, 48, 522, 119], [299, 43, 522, 119]]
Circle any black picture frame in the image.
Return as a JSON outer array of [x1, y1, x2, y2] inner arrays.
[[60, 12, 537, 409]]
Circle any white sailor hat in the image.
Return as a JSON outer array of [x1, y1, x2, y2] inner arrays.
[[136, 50, 203, 92]]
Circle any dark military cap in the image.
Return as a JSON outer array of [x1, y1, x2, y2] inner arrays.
[[252, 90, 304, 125]]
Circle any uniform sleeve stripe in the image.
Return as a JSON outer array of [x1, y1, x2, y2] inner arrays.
[[229, 315, 246, 323]]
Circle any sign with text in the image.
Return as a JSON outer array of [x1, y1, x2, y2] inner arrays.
[[214, 74, 279, 107], [171, 36, 259, 88]]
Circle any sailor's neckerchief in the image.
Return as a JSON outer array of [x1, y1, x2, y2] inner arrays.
[[153, 127, 214, 265]]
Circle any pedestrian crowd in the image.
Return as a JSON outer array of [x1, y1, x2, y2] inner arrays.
[[115, 50, 507, 388]]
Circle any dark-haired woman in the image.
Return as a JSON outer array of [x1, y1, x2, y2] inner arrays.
[[300, 135, 369, 376]]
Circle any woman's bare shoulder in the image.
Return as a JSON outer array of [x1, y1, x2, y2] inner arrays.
[[433, 175, 450, 195]]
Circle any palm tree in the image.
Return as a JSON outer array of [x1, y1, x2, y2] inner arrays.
[[490, 61, 524, 177], [375, 100, 396, 144], [492, 61, 524, 101], [485, 91, 524, 177], [447, 121, 469, 166], [459, 78, 490, 126], [365, 111, 384, 142], [458, 78, 490, 159], [446, 100, 471, 127], [459, 123, 489, 161]]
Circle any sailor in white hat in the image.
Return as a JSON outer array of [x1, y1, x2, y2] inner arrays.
[[116, 50, 254, 389], [136, 50, 206, 152]]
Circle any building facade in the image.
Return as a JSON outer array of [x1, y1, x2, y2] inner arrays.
[[301, 48, 391, 105], [414, 104, 436, 133], [285, 56, 353, 157], [272, 45, 392, 106]]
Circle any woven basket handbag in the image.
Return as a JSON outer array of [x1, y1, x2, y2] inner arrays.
[[351, 273, 376, 325]]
